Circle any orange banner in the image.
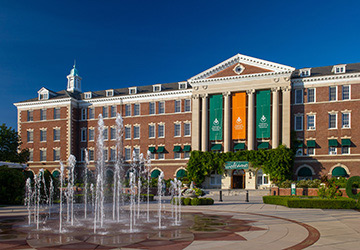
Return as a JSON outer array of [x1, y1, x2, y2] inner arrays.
[[232, 92, 246, 139]]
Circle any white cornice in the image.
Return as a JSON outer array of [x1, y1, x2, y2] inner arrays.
[[188, 53, 295, 82], [14, 98, 74, 109], [292, 73, 360, 87]]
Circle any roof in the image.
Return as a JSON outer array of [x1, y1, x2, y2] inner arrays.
[[292, 62, 360, 79]]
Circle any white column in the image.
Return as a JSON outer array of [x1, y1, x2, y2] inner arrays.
[[272, 87, 280, 148], [247, 89, 255, 150], [191, 94, 201, 151], [282, 86, 291, 147], [201, 94, 209, 152], [223, 92, 231, 152]]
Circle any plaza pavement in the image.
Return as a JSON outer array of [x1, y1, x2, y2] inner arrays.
[[0, 191, 359, 249]]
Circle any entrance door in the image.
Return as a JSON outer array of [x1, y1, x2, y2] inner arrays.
[[232, 169, 245, 189]]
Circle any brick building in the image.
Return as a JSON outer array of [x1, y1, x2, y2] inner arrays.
[[14, 54, 360, 189]]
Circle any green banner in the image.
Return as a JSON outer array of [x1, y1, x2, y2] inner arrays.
[[225, 161, 249, 170], [256, 90, 271, 138], [209, 94, 223, 140]]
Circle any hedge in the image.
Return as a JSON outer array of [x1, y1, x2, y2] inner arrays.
[[171, 197, 214, 206], [263, 195, 359, 209]]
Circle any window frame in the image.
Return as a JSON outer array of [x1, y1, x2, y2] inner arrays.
[[40, 109, 47, 121], [134, 103, 140, 116], [174, 100, 181, 113], [295, 89, 303, 104], [158, 101, 165, 114], [53, 149, 60, 161], [329, 86, 337, 101], [174, 123, 181, 137], [342, 85, 350, 100], [342, 112, 351, 128], [184, 123, 191, 136], [149, 102, 155, 115], [125, 104, 131, 117], [149, 124, 155, 138], [133, 125, 140, 139], [53, 128, 60, 141], [27, 110, 34, 122], [307, 88, 315, 103], [294, 115, 303, 131], [158, 124, 165, 138], [329, 146, 337, 155], [125, 126, 131, 140], [40, 130, 47, 142], [89, 107, 95, 119], [102, 106, 109, 118], [54, 108, 61, 120], [328, 113, 337, 129], [307, 114, 316, 130], [40, 149, 47, 162]]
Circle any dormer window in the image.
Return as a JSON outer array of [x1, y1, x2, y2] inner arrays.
[[178, 82, 187, 90], [332, 64, 346, 74], [129, 87, 137, 95], [106, 89, 114, 97], [84, 92, 92, 99], [39, 93, 48, 100], [299, 68, 311, 77], [153, 84, 162, 92], [37, 87, 53, 100]]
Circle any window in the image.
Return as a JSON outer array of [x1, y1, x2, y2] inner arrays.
[[134, 104, 140, 116], [300, 68, 311, 77], [174, 152, 181, 159], [129, 87, 137, 94], [134, 148, 140, 158], [307, 115, 315, 130], [307, 88, 315, 103], [184, 123, 191, 136], [342, 113, 350, 128], [89, 108, 95, 119], [174, 124, 181, 137], [54, 108, 60, 120], [179, 82, 187, 89], [125, 148, 131, 161], [175, 100, 181, 113], [103, 148, 108, 161], [81, 128, 87, 142], [133, 125, 140, 139], [103, 107, 108, 118], [29, 150, 33, 162], [149, 102, 155, 115], [296, 148, 303, 156], [295, 89, 303, 104], [40, 150, 46, 161], [149, 125, 155, 138], [342, 85, 350, 100], [294, 115, 303, 131], [184, 99, 191, 112], [158, 102, 165, 114], [333, 65, 346, 74], [27, 110, 33, 122], [342, 146, 350, 155], [80, 148, 85, 162], [257, 170, 269, 185], [125, 127, 131, 139], [210, 172, 221, 185], [158, 124, 165, 138], [125, 104, 131, 117], [40, 130, 47, 142], [110, 127, 116, 140], [150, 153, 155, 160], [110, 106, 116, 117], [329, 86, 337, 101], [89, 129, 94, 141], [53, 149, 60, 161], [40, 109, 47, 120], [106, 89, 114, 97], [39, 92, 48, 100], [89, 149, 94, 161], [27, 131, 33, 142], [53, 129, 60, 141], [158, 153, 165, 160], [84, 92, 92, 99], [307, 148, 315, 156], [329, 113, 337, 129], [103, 128, 108, 140], [329, 147, 337, 155], [81, 108, 87, 120], [184, 151, 190, 159], [153, 84, 161, 92], [110, 148, 116, 161]]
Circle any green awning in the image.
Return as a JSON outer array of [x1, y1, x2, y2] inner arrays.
[[341, 139, 351, 146], [307, 140, 316, 148], [52, 170, 60, 178], [176, 169, 187, 178], [328, 139, 338, 147], [151, 169, 161, 178], [234, 143, 245, 150], [332, 167, 347, 177], [258, 142, 269, 149], [298, 167, 312, 177], [148, 147, 156, 153], [183, 145, 191, 152], [157, 146, 165, 153], [211, 144, 222, 151], [173, 146, 181, 152]]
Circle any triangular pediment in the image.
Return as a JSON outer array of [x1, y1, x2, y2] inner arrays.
[[189, 54, 295, 82]]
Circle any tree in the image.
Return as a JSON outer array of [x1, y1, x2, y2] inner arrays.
[[0, 123, 29, 163], [0, 166, 26, 205]]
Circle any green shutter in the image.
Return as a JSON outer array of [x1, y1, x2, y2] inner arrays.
[[211, 144, 222, 151], [256, 90, 271, 139], [173, 146, 181, 152], [157, 146, 165, 153], [209, 95, 223, 140], [341, 139, 351, 146], [176, 169, 187, 178], [332, 167, 347, 177], [151, 169, 161, 178], [183, 145, 191, 152], [328, 139, 338, 147], [234, 143, 245, 150], [148, 147, 156, 153], [306, 140, 316, 148], [258, 142, 269, 149]]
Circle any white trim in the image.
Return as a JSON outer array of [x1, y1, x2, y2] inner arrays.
[[306, 114, 316, 131], [294, 89, 303, 104], [342, 84, 351, 100], [329, 85, 338, 101], [294, 114, 303, 131], [307, 88, 316, 103], [295, 165, 315, 175], [292, 73, 360, 87]]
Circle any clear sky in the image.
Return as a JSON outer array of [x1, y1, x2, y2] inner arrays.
[[1, 0, 360, 130]]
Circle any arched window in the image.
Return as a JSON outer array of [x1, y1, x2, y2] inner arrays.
[[297, 166, 313, 180], [150, 169, 162, 178], [332, 166, 347, 178], [176, 169, 187, 178], [52, 170, 60, 178]]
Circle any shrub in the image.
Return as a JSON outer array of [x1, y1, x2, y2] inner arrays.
[[184, 198, 191, 205], [0, 166, 26, 205], [171, 197, 184, 205], [205, 198, 214, 205], [277, 180, 292, 188], [346, 176, 360, 199], [191, 198, 201, 206]]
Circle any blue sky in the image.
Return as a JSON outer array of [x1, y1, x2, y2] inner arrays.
[[1, 0, 360, 130]]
